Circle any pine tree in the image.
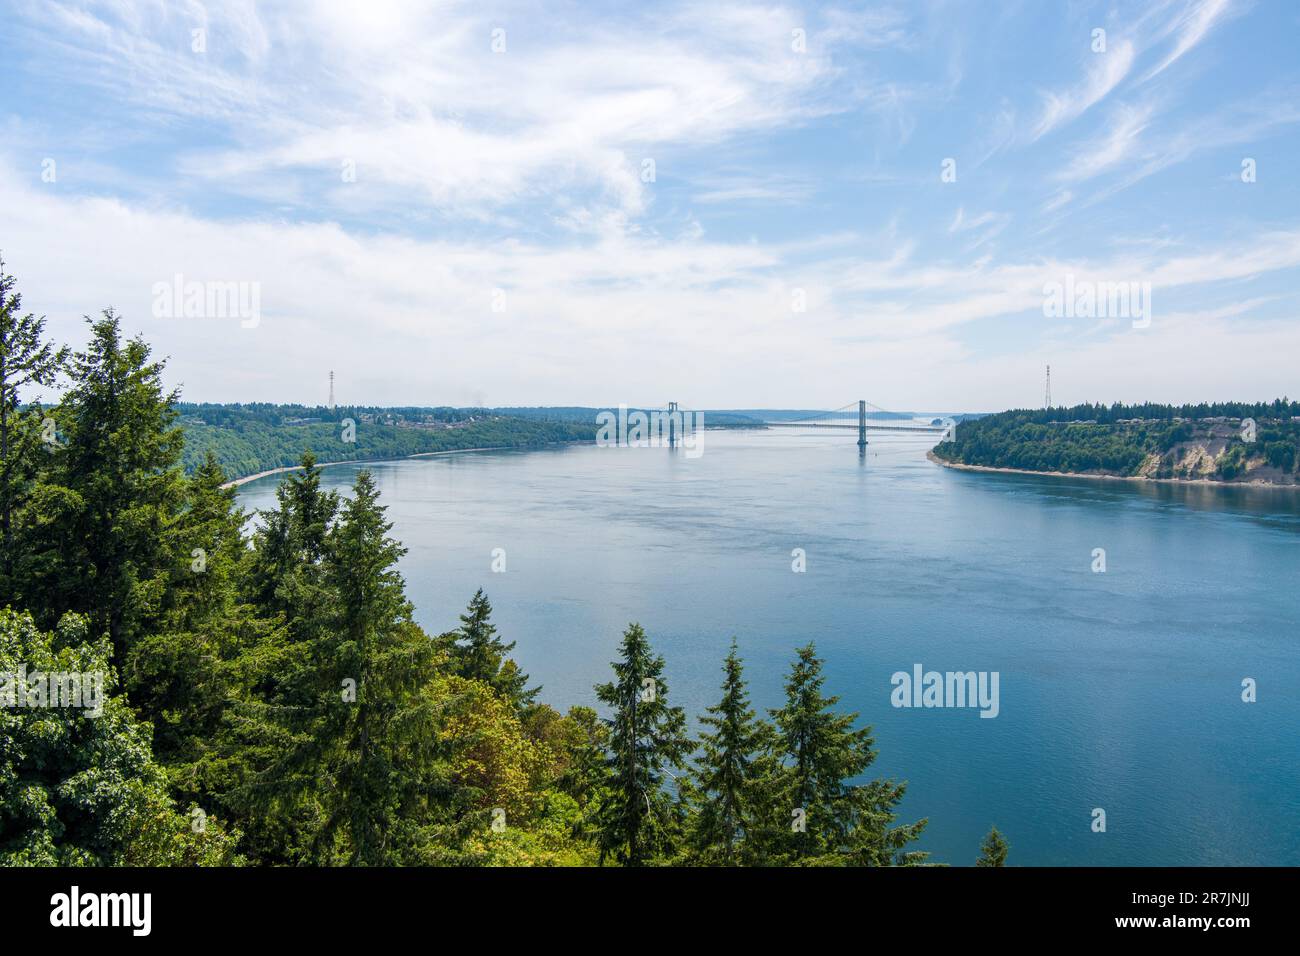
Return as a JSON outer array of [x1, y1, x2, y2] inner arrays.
[[767, 643, 927, 864], [253, 471, 452, 865], [32, 311, 185, 656], [593, 623, 691, 866], [285, 450, 336, 563], [0, 256, 66, 599], [977, 826, 1008, 866], [768, 643, 868, 858], [689, 639, 766, 865], [449, 588, 538, 713], [248, 451, 338, 638], [125, 451, 280, 776], [166, 452, 247, 628]]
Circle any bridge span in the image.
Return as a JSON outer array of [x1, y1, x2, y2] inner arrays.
[[761, 400, 950, 446], [653, 399, 953, 448], [763, 421, 947, 434]]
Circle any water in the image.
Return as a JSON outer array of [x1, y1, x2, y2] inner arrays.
[[237, 429, 1300, 866]]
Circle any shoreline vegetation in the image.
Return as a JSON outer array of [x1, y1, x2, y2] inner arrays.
[[220, 440, 591, 489], [181, 404, 599, 482], [929, 402, 1300, 488], [926, 450, 1300, 489], [184, 403, 771, 484]]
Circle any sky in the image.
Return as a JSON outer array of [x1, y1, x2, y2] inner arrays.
[[1, 0, 1298, 411]]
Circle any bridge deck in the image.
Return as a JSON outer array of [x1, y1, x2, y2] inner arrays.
[[763, 421, 947, 434]]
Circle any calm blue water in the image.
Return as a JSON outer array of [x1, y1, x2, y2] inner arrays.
[[237, 429, 1300, 866]]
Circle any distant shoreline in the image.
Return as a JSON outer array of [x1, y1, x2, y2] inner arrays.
[[221, 439, 591, 489], [925, 450, 1300, 489]]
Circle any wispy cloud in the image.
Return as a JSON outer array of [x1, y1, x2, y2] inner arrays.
[[1142, 0, 1242, 81], [1059, 103, 1154, 181], [1082, 90, 1300, 201], [1031, 40, 1136, 141], [17, 1, 867, 222]]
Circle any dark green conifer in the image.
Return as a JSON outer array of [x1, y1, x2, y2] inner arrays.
[[689, 639, 766, 864], [977, 826, 1008, 866], [593, 623, 691, 866]]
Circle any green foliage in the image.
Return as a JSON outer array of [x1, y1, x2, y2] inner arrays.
[[593, 623, 692, 865], [688, 639, 765, 865], [179, 404, 596, 481], [757, 643, 928, 865], [977, 826, 1009, 866], [238, 470, 461, 865], [446, 589, 539, 715], [933, 400, 1300, 479], [22, 312, 186, 656], [0, 256, 68, 599], [0, 609, 240, 865]]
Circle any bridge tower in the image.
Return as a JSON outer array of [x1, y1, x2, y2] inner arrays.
[[857, 400, 868, 448], [667, 401, 678, 446]]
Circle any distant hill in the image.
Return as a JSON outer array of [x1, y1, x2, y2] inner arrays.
[[930, 401, 1300, 485], [179, 403, 594, 481], [180, 402, 776, 482]]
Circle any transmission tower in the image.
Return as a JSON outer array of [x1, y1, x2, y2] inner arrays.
[[1045, 365, 1051, 409], [329, 370, 335, 410]]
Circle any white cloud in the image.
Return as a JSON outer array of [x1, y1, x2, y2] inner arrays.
[[1032, 40, 1136, 141], [6, 161, 1296, 410], [1059, 103, 1153, 181], [1041, 190, 1073, 214], [20, 0, 857, 222], [1142, 0, 1240, 81]]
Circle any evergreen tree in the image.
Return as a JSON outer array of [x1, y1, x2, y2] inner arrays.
[[768, 643, 869, 858], [977, 826, 1008, 867], [245, 452, 341, 698], [449, 588, 538, 713], [593, 623, 691, 866], [0, 256, 66, 599], [165, 452, 248, 629], [253, 471, 453, 865], [248, 451, 338, 616], [285, 449, 336, 562], [767, 643, 927, 865], [125, 452, 281, 778], [31, 311, 185, 656], [689, 639, 766, 865]]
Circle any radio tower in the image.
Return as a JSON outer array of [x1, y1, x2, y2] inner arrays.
[[1044, 365, 1052, 409], [329, 370, 335, 410]]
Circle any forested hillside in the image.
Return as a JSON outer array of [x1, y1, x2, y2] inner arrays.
[[931, 402, 1300, 483], [1, 263, 970, 867], [179, 404, 596, 481]]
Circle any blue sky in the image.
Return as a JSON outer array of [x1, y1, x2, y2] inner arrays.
[[2, 0, 1298, 410]]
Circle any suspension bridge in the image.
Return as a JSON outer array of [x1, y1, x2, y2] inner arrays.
[[762, 400, 950, 445], [657, 399, 949, 448]]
